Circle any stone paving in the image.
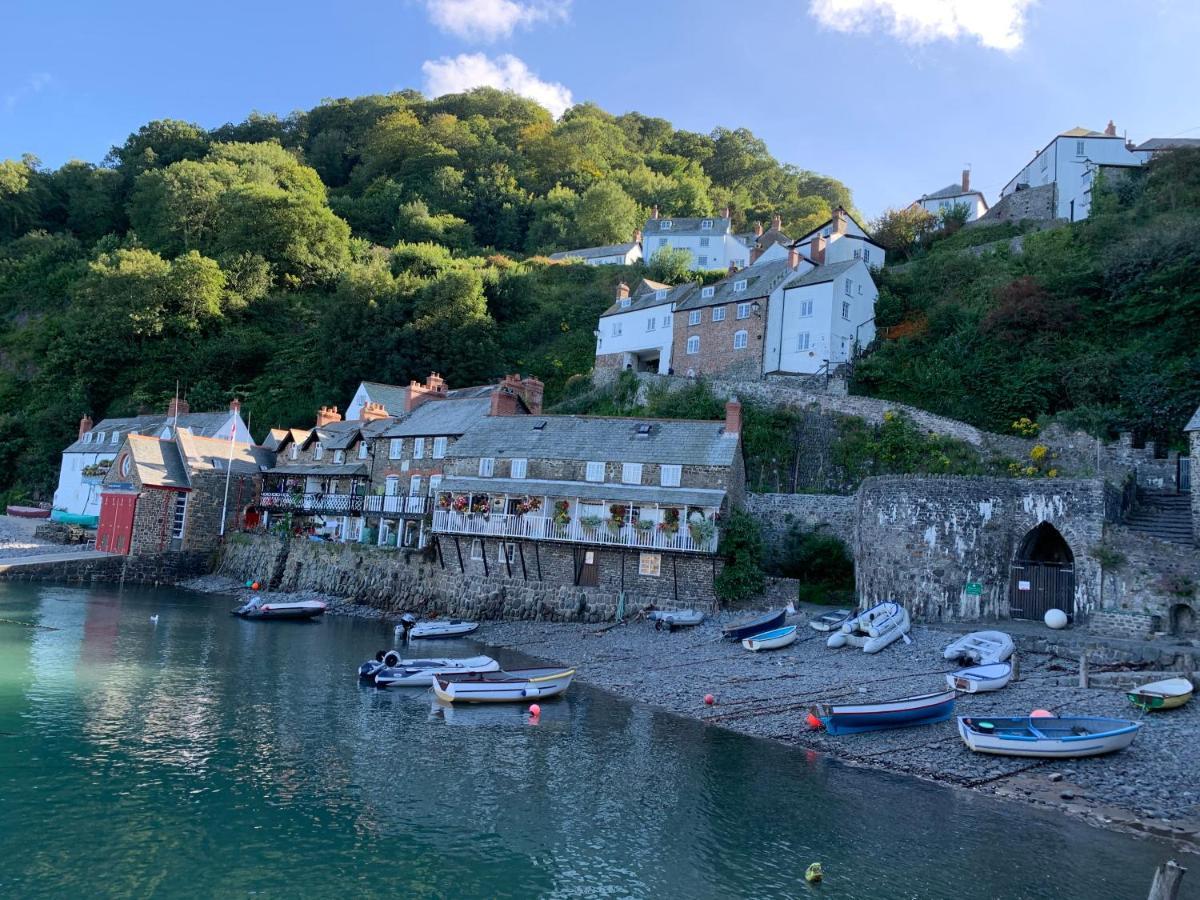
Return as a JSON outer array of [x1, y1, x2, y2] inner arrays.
[[0, 515, 74, 562]]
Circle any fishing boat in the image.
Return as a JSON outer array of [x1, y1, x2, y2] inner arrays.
[[826, 601, 910, 654], [811, 689, 956, 735], [722, 609, 786, 642], [945, 661, 1013, 693], [6, 505, 49, 519], [958, 716, 1140, 758], [943, 631, 1014, 665], [742, 625, 798, 652], [432, 667, 576, 703], [359, 654, 500, 686], [232, 598, 326, 620], [808, 609, 853, 632], [1127, 677, 1193, 711], [649, 609, 705, 631], [397, 614, 480, 639]]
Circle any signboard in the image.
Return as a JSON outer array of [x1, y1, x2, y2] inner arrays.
[[1018, 580, 1031, 591], [965, 582, 983, 596]]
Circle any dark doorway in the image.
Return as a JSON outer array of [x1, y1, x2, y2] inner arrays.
[[1170, 603, 1196, 636], [1009, 522, 1076, 621], [574, 548, 599, 587]]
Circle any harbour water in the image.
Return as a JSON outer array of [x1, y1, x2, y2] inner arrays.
[[0, 582, 1191, 899]]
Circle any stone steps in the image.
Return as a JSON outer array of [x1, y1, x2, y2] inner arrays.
[[1126, 491, 1193, 545]]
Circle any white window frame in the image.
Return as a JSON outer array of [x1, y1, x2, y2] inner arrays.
[[333, 449, 345, 464], [797, 332, 812, 351], [314, 442, 324, 461], [620, 299, 631, 308], [661, 220, 673, 230], [646, 318, 656, 332], [498, 542, 517, 564], [409, 475, 422, 496], [660, 464, 681, 487], [686, 336, 700, 355], [688, 310, 701, 325], [799, 299, 813, 317], [585, 461, 605, 482], [662, 313, 671, 327], [1075, 140, 1085, 156], [289, 444, 299, 460], [111, 432, 119, 444], [862, 247, 871, 264], [479, 457, 495, 477], [510, 458, 528, 479], [701, 286, 714, 298], [385, 475, 399, 496], [358, 441, 369, 460], [845, 279, 853, 296], [736, 302, 751, 319], [712, 306, 726, 322], [700, 219, 712, 230], [842, 300, 851, 319], [171, 492, 188, 540], [83, 432, 92, 444], [733, 279, 747, 292], [429, 474, 442, 495], [733, 330, 748, 350], [432, 437, 447, 459], [699, 236, 710, 246], [389, 438, 402, 459], [621, 462, 643, 485], [413, 437, 425, 460], [697, 255, 707, 267], [612, 322, 622, 336], [655, 289, 668, 300], [470, 539, 483, 561]]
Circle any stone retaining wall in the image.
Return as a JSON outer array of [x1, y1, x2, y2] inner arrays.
[[0, 551, 209, 585], [971, 184, 1059, 225], [745, 492, 856, 549], [1088, 610, 1158, 640]]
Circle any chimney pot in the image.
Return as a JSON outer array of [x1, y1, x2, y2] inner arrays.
[[315, 405, 342, 427], [651, 204, 659, 219], [961, 169, 970, 193], [229, 398, 241, 414], [753, 222, 763, 237], [79, 415, 94, 440], [360, 401, 389, 422], [771, 213, 782, 231], [166, 397, 190, 419], [1105, 120, 1117, 136], [809, 234, 826, 265], [787, 244, 800, 270], [831, 207, 847, 235], [520, 375, 544, 415], [724, 398, 742, 437], [616, 282, 630, 301]]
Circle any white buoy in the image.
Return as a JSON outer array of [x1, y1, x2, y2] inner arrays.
[[1044, 608, 1068, 630]]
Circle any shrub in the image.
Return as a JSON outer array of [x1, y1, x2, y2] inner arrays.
[[777, 524, 855, 605], [714, 510, 764, 604]]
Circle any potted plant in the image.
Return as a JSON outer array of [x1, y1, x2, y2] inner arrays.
[[552, 500, 571, 526], [688, 517, 716, 546], [657, 508, 680, 536], [635, 519, 655, 538], [580, 515, 603, 534]]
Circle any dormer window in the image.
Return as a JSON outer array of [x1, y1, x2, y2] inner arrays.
[[111, 432, 119, 444], [655, 289, 667, 300], [95, 432, 105, 443], [701, 219, 713, 230], [620, 299, 631, 308], [84, 433, 92, 444], [333, 449, 345, 464], [289, 444, 299, 460], [661, 220, 672, 230], [358, 442, 369, 459], [733, 279, 747, 292], [314, 442, 324, 460], [701, 286, 714, 298]]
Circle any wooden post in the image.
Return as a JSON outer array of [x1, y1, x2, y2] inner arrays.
[[1079, 650, 1090, 689], [1010, 653, 1021, 683], [1147, 859, 1186, 900]]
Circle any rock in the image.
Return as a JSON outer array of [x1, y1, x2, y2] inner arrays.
[[1048, 773, 1064, 783], [1060, 791, 1075, 800]]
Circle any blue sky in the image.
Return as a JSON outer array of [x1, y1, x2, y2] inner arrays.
[[3, 0, 1199, 217]]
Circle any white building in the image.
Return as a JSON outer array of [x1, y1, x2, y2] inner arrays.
[[594, 279, 697, 374], [999, 122, 1145, 221], [791, 206, 886, 270], [53, 399, 251, 525], [643, 208, 749, 270], [763, 258, 879, 375], [914, 170, 989, 222], [547, 241, 642, 266]]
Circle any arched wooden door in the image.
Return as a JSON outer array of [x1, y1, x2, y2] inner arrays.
[[1008, 522, 1076, 621]]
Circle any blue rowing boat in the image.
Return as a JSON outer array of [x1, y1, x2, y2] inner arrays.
[[812, 689, 956, 735], [722, 609, 786, 642]]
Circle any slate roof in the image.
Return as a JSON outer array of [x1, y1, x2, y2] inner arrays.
[[63, 411, 234, 454], [447, 415, 739, 467], [783, 259, 859, 290], [643, 216, 731, 237], [601, 281, 697, 317], [1135, 138, 1200, 152], [439, 476, 726, 509], [176, 431, 273, 475], [265, 463, 368, 478], [381, 398, 493, 438], [921, 183, 987, 201], [262, 429, 290, 452], [675, 260, 791, 311], [1185, 406, 1200, 433], [548, 242, 637, 261], [121, 435, 191, 489], [316, 420, 365, 451], [356, 380, 495, 416]]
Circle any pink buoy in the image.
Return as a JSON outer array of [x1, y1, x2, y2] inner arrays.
[[1031, 708, 1054, 718], [704, 693, 715, 706], [528, 703, 541, 717]]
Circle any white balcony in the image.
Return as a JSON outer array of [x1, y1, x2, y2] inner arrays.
[[432, 509, 718, 554], [364, 495, 432, 516]]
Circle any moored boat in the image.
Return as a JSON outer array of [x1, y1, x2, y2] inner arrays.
[[943, 631, 1014, 666], [1127, 677, 1193, 711], [432, 667, 576, 703], [722, 609, 786, 642], [945, 661, 1013, 693], [6, 505, 50, 519], [808, 609, 853, 632], [361, 654, 500, 687], [397, 614, 480, 639], [742, 625, 798, 652], [233, 598, 326, 620], [958, 716, 1140, 758], [812, 689, 955, 735], [649, 609, 705, 631], [826, 601, 910, 654]]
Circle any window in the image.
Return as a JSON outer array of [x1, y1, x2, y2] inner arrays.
[[432, 437, 447, 459], [289, 444, 299, 460], [95, 431, 105, 443], [712, 306, 726, 322], [639, 552, 662, 577], [862, 247, 871, 264], [358, 441, 369, 460], [413, 438, 425, 459], [314, 442, 324, 460], [853, 248, 861, 259], [111, 432, 119, 444], [620, 299, 631, 309], [118, 453, 131, 479], [699, 236, 710, 246], [498, 542, 516, 564], [1040, 153, 1048, 171], [799, 299, 813, 317], [612, 322, 622, 336], [479, 457, 495, 477], [733, 279, 747, 292], [1075, 140, 1085, 156], [660, 464, 681, 487], [409, 475, 422, 496], [429, 474, 442, 495], [701, 286, 714, 298], [171, 493, 188, 540], [688, 310, 701, 326], [733, 330, 748, 349], [797, 332, 812, 350], [83, 432, 92, 444], [842, 301, 851, 319], [389, 438, 402, 459], [655, 289, 668, 300], [333, 449, 345, 464], [661, 220, 673, 230], [700, 219, 712, 230], [657, 238, 667, 249], [585, 461, 605, 482], [845, 279, 853, 296], [697, 255, 707, 267], [622, 462, 643, 484], [646, 318, 656, 331], [510, 458, 527, 479], [857, 284, 863, 295], [662, 313, 671, 327], [736, 302, 751, 319], [385, 475, 399, 495], [470, 539, 483, 561], [686, 335, 700, 354]]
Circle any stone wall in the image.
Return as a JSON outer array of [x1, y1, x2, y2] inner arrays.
[[1094, 526, 1200, 632], [745, 493, 856, 553], [1193, 431, 1200, 544], [130, 488, 179, 555], [1088, 610, 1158, 640], [0, 550, 209, 585], [971, 184, 1059, 226], [671, 302, 765, 380], [183, 471, 256, 553], [854, 476, 1107, 622]]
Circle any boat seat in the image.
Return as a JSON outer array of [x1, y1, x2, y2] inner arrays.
[[1070, 726, 1091, 736]]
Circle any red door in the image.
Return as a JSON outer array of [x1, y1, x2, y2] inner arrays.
[[97, 493, 137, 554]]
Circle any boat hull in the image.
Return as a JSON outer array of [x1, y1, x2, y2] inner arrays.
[[943, 630, 1014, 666], [1127, 677, 1193, 711], [742, 625, 798, 651], [958, 716, 1140, 758], [408, 621, 480, 639], [946, 662, 1013, 694], [809, 609, 852, 632], [816, 690, 955, 735], [233, 601, 326, 620], [433, 667, 576, 703], [826, 602, 910, 654], [371, 656, 501, 688], [722, 609, 786, 642], [649, 610, 704, 630]]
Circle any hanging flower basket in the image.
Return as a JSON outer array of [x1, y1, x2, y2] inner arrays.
[[552, 500, 571, 526], [688, 518, 716, 545], [580, 515, 603, 533]]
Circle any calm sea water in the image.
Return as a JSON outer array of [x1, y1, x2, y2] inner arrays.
[[0, 582, 1190, 899]]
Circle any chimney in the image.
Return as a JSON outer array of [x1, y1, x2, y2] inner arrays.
[[787, 244, 800, 270], [771, 213, 782, 232], [727, 261, 739, 276], [750, 246, 764, 265], [651, 205, 659, 219], [723, 204, 731, 220], [404, 372, 448, 413], [360, 401, 389, 422], [520, 375, 544, 415], [753, 222, 763, 237], [315, 405, 342, 427], [961, 169, 970, 193], [723, 398, 742, 438], [1104, 120, 1116, 137], [78, 415, 93, 440], [166, 397, 190, 419], [809, 234, 826, 265], [831, 206, 848, 235], [229, 398, 241, 415], [616, 282, 630, 301], [489, 375, 523, 417]]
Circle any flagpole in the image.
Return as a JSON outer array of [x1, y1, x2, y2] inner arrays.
[[219, 405, 237, 536]]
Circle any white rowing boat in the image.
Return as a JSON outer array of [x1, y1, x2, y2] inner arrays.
[[742, 625, 798, 652], [368, 655, 500, 688], [1128, 677, 1193, 711], [432, 667, 576, 703], [945, 661, 1012, 693], [958, 716, 1140, 758]]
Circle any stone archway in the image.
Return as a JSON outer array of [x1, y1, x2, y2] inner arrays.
[[1170, 603, 1196, 636], [1009, 521, 1076, 621]]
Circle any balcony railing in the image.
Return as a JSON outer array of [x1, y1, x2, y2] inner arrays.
[[259, 492, 364, 515], [432, 510, 718, 554], [363, 495, 432, 516]]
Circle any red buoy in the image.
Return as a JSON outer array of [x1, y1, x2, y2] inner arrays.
[[704, 693, 715, 706], [806, 712, 823, 729], [529, 703, 541, 717]]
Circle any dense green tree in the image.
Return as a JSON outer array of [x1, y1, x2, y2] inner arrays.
[[573, 181, 640, 247], [647, 245, 694, 283]]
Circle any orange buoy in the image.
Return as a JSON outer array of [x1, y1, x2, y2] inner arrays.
[[1031, 708, 1053, 718], [806, 712, 823, 729], [529, 703, 541, 717]]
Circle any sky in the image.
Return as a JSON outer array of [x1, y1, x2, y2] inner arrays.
[[3, 0, 1200, 218]]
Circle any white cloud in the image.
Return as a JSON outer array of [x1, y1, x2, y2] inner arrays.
[[422, 53, 573, 117], [425, 0, 570, 42], [4, 72, 51, 113], [807, 0, 1034, 51]]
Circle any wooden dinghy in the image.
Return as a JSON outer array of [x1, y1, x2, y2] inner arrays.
[[742, 625, 798, 652], [6, 505, 50, 519], [722, 609, 786, 642], [232, 599, 326, 620], [1127, 677, 1193, 711], [648, 609, 705, 631], [945, 662, 1012, 694], [808, 609, 853, 632], [366, 655, 500, 687], [432, 667, 576, 703], [943, 630, 1014, 666], [826, 601, 910, 654], [811, 689, 956, 735], [958, 716, 1140, 758]]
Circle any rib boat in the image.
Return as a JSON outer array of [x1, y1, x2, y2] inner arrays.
[[232, 598, 326, 620], [432, 667, 576, 703], [943, 631, 1014, 666], [826, 601, 910, 654], [361, 655, 500, 687], [397, 615, 480, 639], [958, 716, 1140, 758], [812, 689, 955, 735], [649, 609, 705, 631]]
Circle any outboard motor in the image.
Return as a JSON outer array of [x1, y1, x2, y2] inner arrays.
[[398, 613, 417, 643], [383, 650, 402, 668], [358, 660, 381, 680]]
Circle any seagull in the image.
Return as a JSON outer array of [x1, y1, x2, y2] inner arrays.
[[150, 615, 159, 624]]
